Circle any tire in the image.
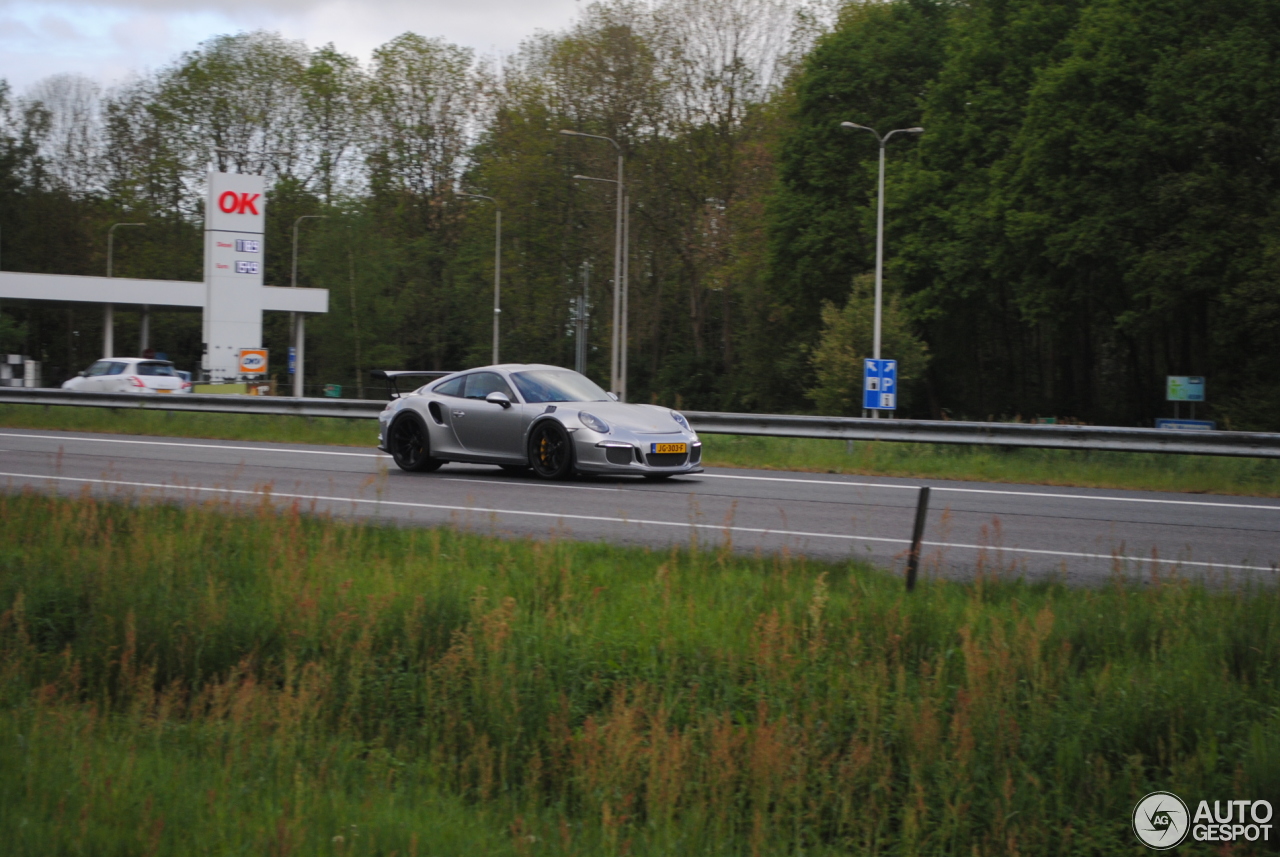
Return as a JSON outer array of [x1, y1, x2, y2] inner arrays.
[[527, 420, 575, 480], [388, 413, 443, 473]]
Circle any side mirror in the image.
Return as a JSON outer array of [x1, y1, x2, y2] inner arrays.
[[485, 391, 512, 409], [607, 392, 619, 401]]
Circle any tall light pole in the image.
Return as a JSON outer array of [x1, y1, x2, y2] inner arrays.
[[291, 215, 326, 397], [106, 222, 145, 359], [839, 122, 922, 370], [571, 175, 630, 402], [459, 193, 502, 364], [560, 129, 625, 398]]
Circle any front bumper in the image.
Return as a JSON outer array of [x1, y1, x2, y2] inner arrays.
[[573, 435, 703, 476]]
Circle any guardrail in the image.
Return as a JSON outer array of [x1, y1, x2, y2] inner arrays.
[[3, 387, 1279, 458], [0, 388, 384, 420], [683, 410, 1280, 458]]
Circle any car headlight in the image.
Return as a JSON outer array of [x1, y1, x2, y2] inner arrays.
[[579, 412, 609, 433], [670, 410, 690, 430]]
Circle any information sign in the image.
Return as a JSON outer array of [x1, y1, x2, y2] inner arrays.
[[863, 359, 898, 411], [287, 346, 296, 375], [238, 348, 268, 376], [1166, 376, 1205, 402], [1155, 418, 1216, 431]]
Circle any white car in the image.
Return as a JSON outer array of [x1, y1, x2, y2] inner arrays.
[[62, 358, 192, 394], [375, 364, 703, 480]]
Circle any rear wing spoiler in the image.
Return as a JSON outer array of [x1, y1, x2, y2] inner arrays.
[[369, 370, 455, 400]]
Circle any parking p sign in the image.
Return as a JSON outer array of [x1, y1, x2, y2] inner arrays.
[[238, 348, 268, 377], [863, 359, 898, 411]]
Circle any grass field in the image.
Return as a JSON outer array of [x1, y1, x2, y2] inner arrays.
[[1, 492, 1277, 855], [2, 402, 1278, 497]]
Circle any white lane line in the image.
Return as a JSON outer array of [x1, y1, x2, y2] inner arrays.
[[4, 430, 1277, 513], [0, 431, 387, 459], [443, 477, 621, 493], [3, 470, 1276, 574], [700, 473, 1280, 512]]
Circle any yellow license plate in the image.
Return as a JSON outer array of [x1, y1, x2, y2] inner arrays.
[[651, 443, 687, 454]]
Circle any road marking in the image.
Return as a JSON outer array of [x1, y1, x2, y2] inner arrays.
[[699, 473, 1280, 512], [0, 431, 388, 459], [443, 477, 621, 492], [3, 430, 1277, 513], [2, 470, 1275, 574]]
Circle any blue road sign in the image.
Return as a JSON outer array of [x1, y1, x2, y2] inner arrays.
[[1155, 418, 1216, 431], [288, 346, 296, 375], [863, 359, 898, 411]]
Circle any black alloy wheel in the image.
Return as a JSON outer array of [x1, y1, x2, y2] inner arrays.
[[528, 420, 574, 480], [389, 413, 443, 472]]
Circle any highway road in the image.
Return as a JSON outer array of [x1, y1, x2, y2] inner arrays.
[[1, 427, 1277, 585]]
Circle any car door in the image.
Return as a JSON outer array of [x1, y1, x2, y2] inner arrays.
[[423, 374, 467, 457], [84, 361, 127, 391], [75, 361, 113, 391], [102, 361, 130, 391], [451, 372, 526, 459]]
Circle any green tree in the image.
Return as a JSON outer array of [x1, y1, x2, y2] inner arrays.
[[764, 0, 949, 411], [808, 274, 929, 414]]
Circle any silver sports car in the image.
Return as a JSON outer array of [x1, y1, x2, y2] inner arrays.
[[374, 364, 703, 480]]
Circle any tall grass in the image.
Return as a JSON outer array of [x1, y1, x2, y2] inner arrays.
[[3, 403, 1278, 496], [1, 491, 1277, 854]]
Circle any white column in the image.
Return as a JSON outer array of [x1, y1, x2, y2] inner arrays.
[[103, 304, 114, 358], [294, 314, 305, 397]]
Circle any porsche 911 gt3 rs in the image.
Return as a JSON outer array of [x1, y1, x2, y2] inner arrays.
[[374, 364, 702, 480]]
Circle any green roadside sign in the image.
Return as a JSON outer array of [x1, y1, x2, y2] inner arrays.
[[1166, 376, 1205, 402]]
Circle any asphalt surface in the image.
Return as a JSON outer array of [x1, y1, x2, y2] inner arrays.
[[1, 428, 1277, 585]]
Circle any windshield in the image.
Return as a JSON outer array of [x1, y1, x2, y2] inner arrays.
[[510, 369, 609, 403]]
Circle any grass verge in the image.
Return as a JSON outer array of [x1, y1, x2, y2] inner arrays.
[[1, 492, 1277, 855], [1, 403, 1278, 496]]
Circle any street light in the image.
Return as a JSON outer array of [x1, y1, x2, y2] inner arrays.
[[106, 222, 146, 359], [291, 215, 326, 397], [839, 121, 922, 416], [560, 129, 626, 399], [458, 193, 503, 364]]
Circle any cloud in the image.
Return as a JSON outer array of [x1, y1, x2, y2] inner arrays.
[[0, 0, 583, 92]]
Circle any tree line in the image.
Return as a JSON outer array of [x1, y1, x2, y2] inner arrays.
[[1, 0, 1277, 428]]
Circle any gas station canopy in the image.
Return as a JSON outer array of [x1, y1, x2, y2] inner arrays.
[[0, 271, 327, 314]]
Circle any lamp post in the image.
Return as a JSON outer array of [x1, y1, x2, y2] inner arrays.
[[839, 121, 922, 416], [290, 215, 326, 397], [106, 222, 146, 359], [571, 174, 630, 402], [560, 130, 625, 398], [458, 193, 502, 364]]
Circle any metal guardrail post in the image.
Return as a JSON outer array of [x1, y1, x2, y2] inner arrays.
[[905, 486, 930, 591]]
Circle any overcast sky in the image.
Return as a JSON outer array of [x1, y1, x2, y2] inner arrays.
[[0, 0, 585, 93]]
